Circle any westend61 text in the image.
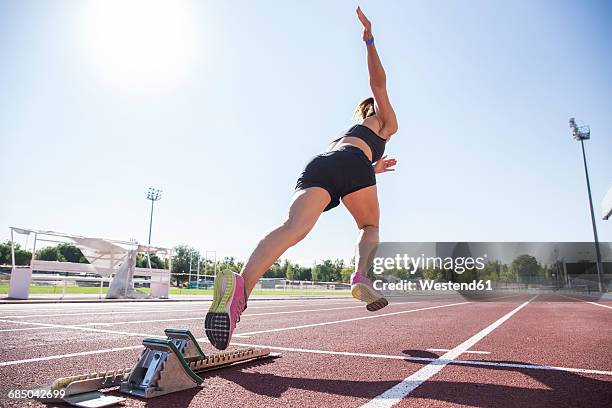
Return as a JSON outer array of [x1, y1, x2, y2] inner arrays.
[[373, 279, 493, 291]]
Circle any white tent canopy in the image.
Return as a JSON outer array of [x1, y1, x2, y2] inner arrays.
[[7, 227, 172, 300]]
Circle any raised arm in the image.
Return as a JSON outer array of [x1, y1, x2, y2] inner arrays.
[[357, 7, 398, 138]]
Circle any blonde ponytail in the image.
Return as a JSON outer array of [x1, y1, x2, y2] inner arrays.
[[352, 97, 375, 121]]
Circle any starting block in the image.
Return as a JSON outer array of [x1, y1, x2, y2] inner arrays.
[[35, 328, 280, 407]]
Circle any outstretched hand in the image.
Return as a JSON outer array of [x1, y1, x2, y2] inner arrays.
[[356, 6, 372, 41], [373, 155, 397, 174]]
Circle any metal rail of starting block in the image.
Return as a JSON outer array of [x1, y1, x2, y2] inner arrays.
[[33, 328, 280, 407]]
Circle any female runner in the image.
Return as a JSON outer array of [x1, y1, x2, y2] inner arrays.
[[205, 7, 398, 350]]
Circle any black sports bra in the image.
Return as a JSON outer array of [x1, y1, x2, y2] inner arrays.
[[332, 124, 387, 163]]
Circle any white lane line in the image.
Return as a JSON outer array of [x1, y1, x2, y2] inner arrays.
[[447, 358, 612, 376], [0, 301, 461, 367], [0, 295, 511, 334], [4, 300, 351, 311], [0, 304, 392, 332], [80, 305, 373, 327], [228, 342, 612, 376], [0, 309, 204, 319], [0, 297, 465, 317], [426, 348, 491, 355], [360, 295, 538, 408], [0, 326, 51, 332], [0, 303, 215, 312], [0, 300, 437, 342], [557, 294, 612, 310], [0, 345, 144, 367], [0, 319, 162, 339], [3, 333, 611, 378], [0, 300, 359, 319], [236, 302, 470, 336]]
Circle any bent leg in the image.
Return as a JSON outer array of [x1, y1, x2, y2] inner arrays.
[[342, 185, 388, 311], [342, 185, 380, 276], [355, 225, 379, 275], [241, 187, 330, 295]]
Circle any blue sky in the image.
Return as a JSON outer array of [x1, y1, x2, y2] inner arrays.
[[1, 0, 611, 266]]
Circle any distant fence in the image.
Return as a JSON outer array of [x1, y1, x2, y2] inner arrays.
[[168, 274, 350, 292], [3, 267, 608, 299]]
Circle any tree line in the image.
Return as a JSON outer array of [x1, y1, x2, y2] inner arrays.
[[0, 241, 355, 284], [1, 241, 556, 285], [384, 254, 562, 285]]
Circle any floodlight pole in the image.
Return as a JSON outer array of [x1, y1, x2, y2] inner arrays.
[[579, 139, 604, 292], [146, 188, 162, 245], [148, 199, 156, 245], [570, 118, 604, 292]]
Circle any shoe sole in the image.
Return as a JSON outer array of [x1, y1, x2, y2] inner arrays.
[[366, 297, 388, 312], [352, 283, 388, 312], [205, 270, 236, 350]]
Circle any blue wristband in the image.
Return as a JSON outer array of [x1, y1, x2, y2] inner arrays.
[[365, 37, 374, 46]]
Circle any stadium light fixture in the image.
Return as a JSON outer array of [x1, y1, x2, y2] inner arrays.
[[146, 187, 162, 245]]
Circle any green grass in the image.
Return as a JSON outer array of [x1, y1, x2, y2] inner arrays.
[[0, 284, 109, 295], [0, 284, 349, 297]]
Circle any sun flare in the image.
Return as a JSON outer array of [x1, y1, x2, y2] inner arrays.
[[78, 0, 200, 93]]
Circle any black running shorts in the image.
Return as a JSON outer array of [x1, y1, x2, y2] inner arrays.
[[295, 146, 376, 212]]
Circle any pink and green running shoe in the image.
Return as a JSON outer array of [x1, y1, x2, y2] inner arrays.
[[205, 270, 247, 350], [351, 272, 388, 312]]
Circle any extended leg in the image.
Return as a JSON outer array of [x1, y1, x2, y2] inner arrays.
[[205, 187, 330, 350], [241, 187, 330, 295]]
